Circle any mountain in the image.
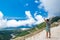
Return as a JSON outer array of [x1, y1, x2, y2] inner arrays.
[[51, 16, 60, 23]]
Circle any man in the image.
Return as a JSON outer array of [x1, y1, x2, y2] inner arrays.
[[45, 19, 51, 38]]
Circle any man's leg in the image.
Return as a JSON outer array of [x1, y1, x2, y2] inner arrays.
[[46, 32, 48, 38], [49, 30, 51, 38]]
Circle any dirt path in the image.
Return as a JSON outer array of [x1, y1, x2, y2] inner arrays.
[[25, 25, 60, 40]]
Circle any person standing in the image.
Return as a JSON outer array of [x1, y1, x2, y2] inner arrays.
[[45, 19, 51, 38]]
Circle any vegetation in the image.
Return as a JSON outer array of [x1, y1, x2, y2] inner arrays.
[[0, 16, 60, 40], [14, 22, 46, 38], [36, 22, 46, 29], [0, 22, 46, 40], [15, 30, 30, 37], [51, 16, 60, 23], [0, 30, 12, 40]]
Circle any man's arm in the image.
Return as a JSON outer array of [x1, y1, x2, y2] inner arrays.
[[44, 18, 46, 22]]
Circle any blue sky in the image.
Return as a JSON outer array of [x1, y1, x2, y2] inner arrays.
[[0, 0, 60, 29], [0, 0, 47, 29], [0, 0, 47, 20]]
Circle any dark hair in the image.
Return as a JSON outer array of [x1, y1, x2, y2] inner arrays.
[[46, 19, 49, 21]]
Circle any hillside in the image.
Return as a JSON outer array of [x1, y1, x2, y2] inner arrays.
[[0, 16, 60, 40], [13, 16, 60, 40]]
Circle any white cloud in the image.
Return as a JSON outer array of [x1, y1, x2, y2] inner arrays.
[[21, 28, 30, 30], [34, 11, 38, 16], [0, 11, 3, 19], [0, 11, 7, 28], [0, 19, 7, 28], [38, 3, 43, 9], [7, 20, 19, 27], [35, 0, 39, 3], [34, 15, 44, 24], [40, 0, 60, 18], [25, 11, 32, 19], [18, 18, 35, 27], [0, 11, 44, 29], [7, 11, 36, 27], [34, 12, 44, 24]]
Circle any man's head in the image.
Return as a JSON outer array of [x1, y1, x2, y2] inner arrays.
[[46, 19, 49, 21]]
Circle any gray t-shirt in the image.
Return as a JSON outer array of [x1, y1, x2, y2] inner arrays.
[[46, 22, 51, 28]]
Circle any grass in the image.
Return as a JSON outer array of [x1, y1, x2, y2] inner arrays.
[[14, 22, 46, 38], [15, 30, 30, 38], [36, 22, 46, 29]]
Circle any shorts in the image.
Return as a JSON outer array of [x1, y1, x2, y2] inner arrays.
[[45, 27, 50, 32]]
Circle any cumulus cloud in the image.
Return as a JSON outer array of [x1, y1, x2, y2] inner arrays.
[[0, 11, 3, 19], [40, 0, 60, 18], [0, 12, 6, 28], [7, 20, 19, 27], [25, 11, 32, 19], [0, 11, 44, 29], [7, 11, 36, 27], [35, 15, 44, 24], [0, 19, 7, 28], [34, 12, 44, 24]]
